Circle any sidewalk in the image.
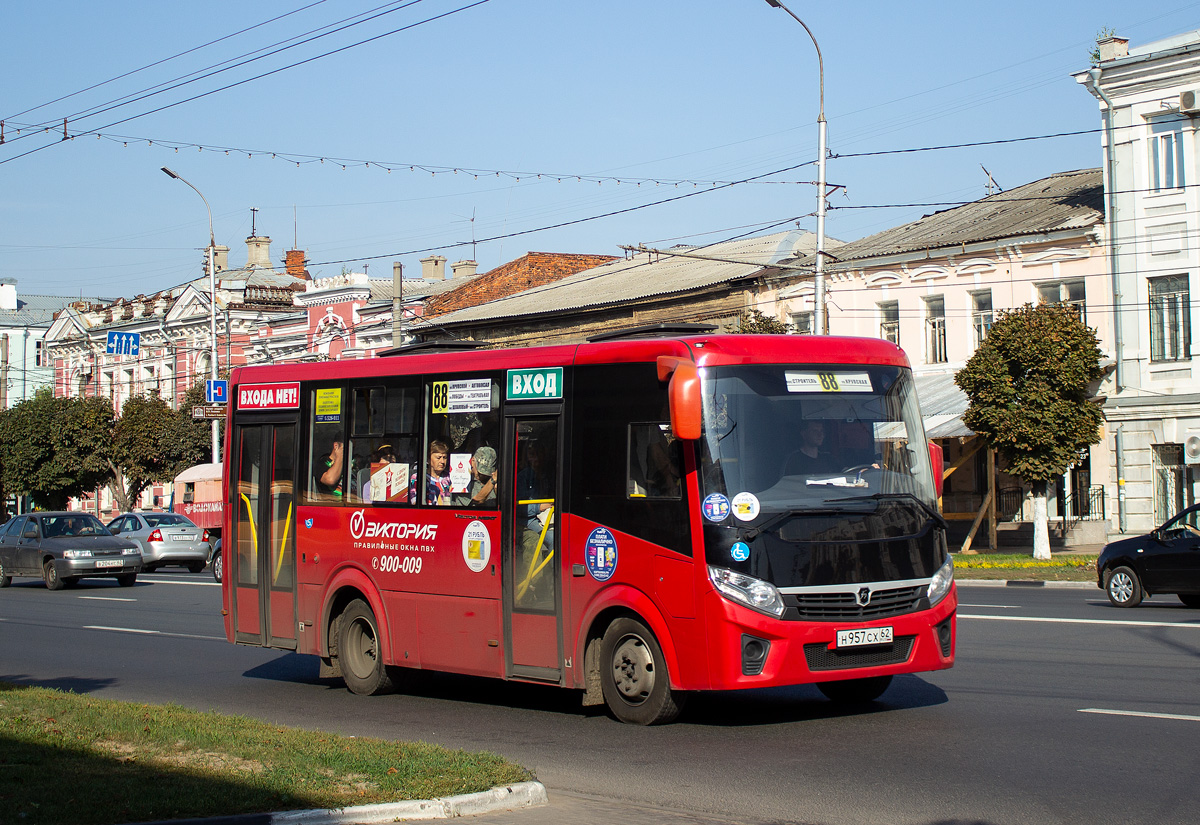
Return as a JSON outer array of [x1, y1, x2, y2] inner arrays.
[[454, 789, 770, 825]]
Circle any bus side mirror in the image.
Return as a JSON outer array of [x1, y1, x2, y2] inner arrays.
[[658, 358, 702, 440], [928, 441, 944, 498]]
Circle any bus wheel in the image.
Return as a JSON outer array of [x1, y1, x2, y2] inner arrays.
[[817, 675, 893, 704], [338, 599, 394, 696], [600, 617, 685, 725]]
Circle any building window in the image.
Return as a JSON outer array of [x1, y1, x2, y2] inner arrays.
[[1149, 119, 1186, 192], [971, 291, 993, 347], [1152, 444, 1194, 524], [925, 296, 947, 364], [1149, 274, 1191, 362], [879, 301, 899, 345], [790, 311, 813, 336], [1037, 280, 1086, 325], [35, 340, 43, 367]]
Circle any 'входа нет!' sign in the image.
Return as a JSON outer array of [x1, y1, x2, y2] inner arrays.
[[238, 382, 301, 410]]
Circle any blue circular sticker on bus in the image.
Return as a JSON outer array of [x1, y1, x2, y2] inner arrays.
[[702, 493, 730, 522], [585, 527, 618, 582], [731, 541, 750, 562]]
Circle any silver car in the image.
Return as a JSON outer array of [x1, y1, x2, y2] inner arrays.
[[107, 512, 211, 573], [0, 512, 142, 590]]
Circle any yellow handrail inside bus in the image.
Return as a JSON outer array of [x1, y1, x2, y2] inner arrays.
[[239, 492, 258, 566], [273, 500, 293, 585], [516, 504, 554, 601]]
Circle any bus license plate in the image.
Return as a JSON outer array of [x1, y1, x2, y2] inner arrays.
[[836, 626, 893, 648], [95, 559, 123, 569]]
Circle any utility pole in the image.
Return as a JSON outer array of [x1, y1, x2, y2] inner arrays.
[[392, 262, 404, 347], [0, 336, 8, 409]]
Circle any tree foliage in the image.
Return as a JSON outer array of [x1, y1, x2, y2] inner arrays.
[[731, 309, 793, 334], [0, 389, 114, 510], [955, 303, 1104, 482]]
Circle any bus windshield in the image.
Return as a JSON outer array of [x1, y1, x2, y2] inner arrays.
[[699, 363, 936, 514]]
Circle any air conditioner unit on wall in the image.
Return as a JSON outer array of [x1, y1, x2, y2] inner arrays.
[[1180, 90, 1200, 113], [1185, 434, 1200, 465]]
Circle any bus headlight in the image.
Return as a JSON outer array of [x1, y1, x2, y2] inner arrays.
[[708, 566, 785, 617], [927, 554, 954, 605]]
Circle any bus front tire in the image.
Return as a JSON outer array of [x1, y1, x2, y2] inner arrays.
[[817, 675, 893, 704], [599, 617, 685, 725], [338, 599, 394, 696]]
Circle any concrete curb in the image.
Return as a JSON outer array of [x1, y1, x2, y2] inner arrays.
[[957, 579, 1095, 589], [127, 781, 547, 825]]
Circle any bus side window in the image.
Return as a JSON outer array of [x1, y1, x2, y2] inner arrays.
[[423, 375, 501, 506], [306, 387, 347, 504], [350, 383, 420, 505], [627, 422, 681, 499]]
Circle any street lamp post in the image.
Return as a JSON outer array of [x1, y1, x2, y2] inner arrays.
[[161, 167, 221, 464], [763, 0, 827, 334]]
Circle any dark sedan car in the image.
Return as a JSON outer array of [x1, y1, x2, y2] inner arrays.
[[1098, 503, 1200, 608], [0, 512, 142, 590]]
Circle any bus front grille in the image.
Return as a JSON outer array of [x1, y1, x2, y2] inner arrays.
[[803, 635, 915, 671], [785, 585, 925, 621]]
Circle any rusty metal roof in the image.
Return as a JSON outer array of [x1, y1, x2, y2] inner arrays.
[[828, 168, 1103, 266], [430, 231, 820, 326]]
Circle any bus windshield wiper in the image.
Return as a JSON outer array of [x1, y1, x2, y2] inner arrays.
[[738, 507, 841, 541], [861, 492, 948, 530]]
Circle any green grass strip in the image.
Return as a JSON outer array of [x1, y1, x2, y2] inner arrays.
[[0, 683, 531, 825], [952, 554, 1097, 569]]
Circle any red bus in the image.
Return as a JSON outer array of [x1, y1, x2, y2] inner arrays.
[[220, 326, 955, 724]]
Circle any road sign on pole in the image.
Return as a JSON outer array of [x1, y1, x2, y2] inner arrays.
[[192, 405, 226, 419], [105, 331, 141, 356], [206, 379, 228, 404]]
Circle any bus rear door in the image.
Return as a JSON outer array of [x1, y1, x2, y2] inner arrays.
[[504, 411, 563, 682], [231, 417, 299, 648]]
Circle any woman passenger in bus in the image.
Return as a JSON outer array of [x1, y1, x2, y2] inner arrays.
[[424, 440, 453, 505]]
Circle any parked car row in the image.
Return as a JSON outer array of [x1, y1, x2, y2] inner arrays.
[[0, 510, 218, 590]]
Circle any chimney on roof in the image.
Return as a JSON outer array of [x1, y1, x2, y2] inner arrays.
[[285, 249, 309, 279], [420, 254, 447, 280], [1098, 36, 1129, 62], [246, 235, 272, 269], [213, 245, 229, 272], [0, 280, 16, 311], [451, 260, 478, 279]]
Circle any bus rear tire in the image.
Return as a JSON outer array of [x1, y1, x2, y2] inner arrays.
[[599, 617, 685, 725], [817, 675, 893, 704], [338, 599, 394, 696]]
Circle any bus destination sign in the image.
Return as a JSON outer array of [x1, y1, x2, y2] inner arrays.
[[238, 382, 301, 410], [507, 367, 563, 401]]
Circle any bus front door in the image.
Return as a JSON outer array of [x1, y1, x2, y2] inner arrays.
[[231, 420, 299, 649], [505, 414, 562, 682]]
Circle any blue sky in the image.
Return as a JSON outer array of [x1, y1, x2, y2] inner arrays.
[[2, 0, 1198, 300]]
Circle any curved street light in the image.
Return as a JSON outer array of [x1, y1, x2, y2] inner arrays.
[[161, 167, 221, 464], [763, 0, 827, 334]]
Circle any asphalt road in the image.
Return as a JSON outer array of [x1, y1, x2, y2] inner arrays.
[[1, 574, 1198, 825]]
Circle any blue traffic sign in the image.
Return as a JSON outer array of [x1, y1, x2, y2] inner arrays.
[[105, 330, 141, 356], [206, 379, 228, 404]]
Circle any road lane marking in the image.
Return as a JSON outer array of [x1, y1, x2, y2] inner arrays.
[[137, 578, 221, 587], [960, 613, 1200, 629], [958, 603, 1020, 609], [1080, 708, 1200, 723], [78, 596, 135, 602], [83, 625, 224, 641]]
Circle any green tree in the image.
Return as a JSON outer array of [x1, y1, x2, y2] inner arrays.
[[107, 384, 220, 513], [955, 303, 1103, 559], [0, 389, 114, 510], [730, 308, 793, 334]]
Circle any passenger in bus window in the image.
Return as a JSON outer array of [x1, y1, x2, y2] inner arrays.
[[517, 441, 554, 546], [314, 440, 345, 498], [425, 440, 453, 505], [455, 446, 497, 508]]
